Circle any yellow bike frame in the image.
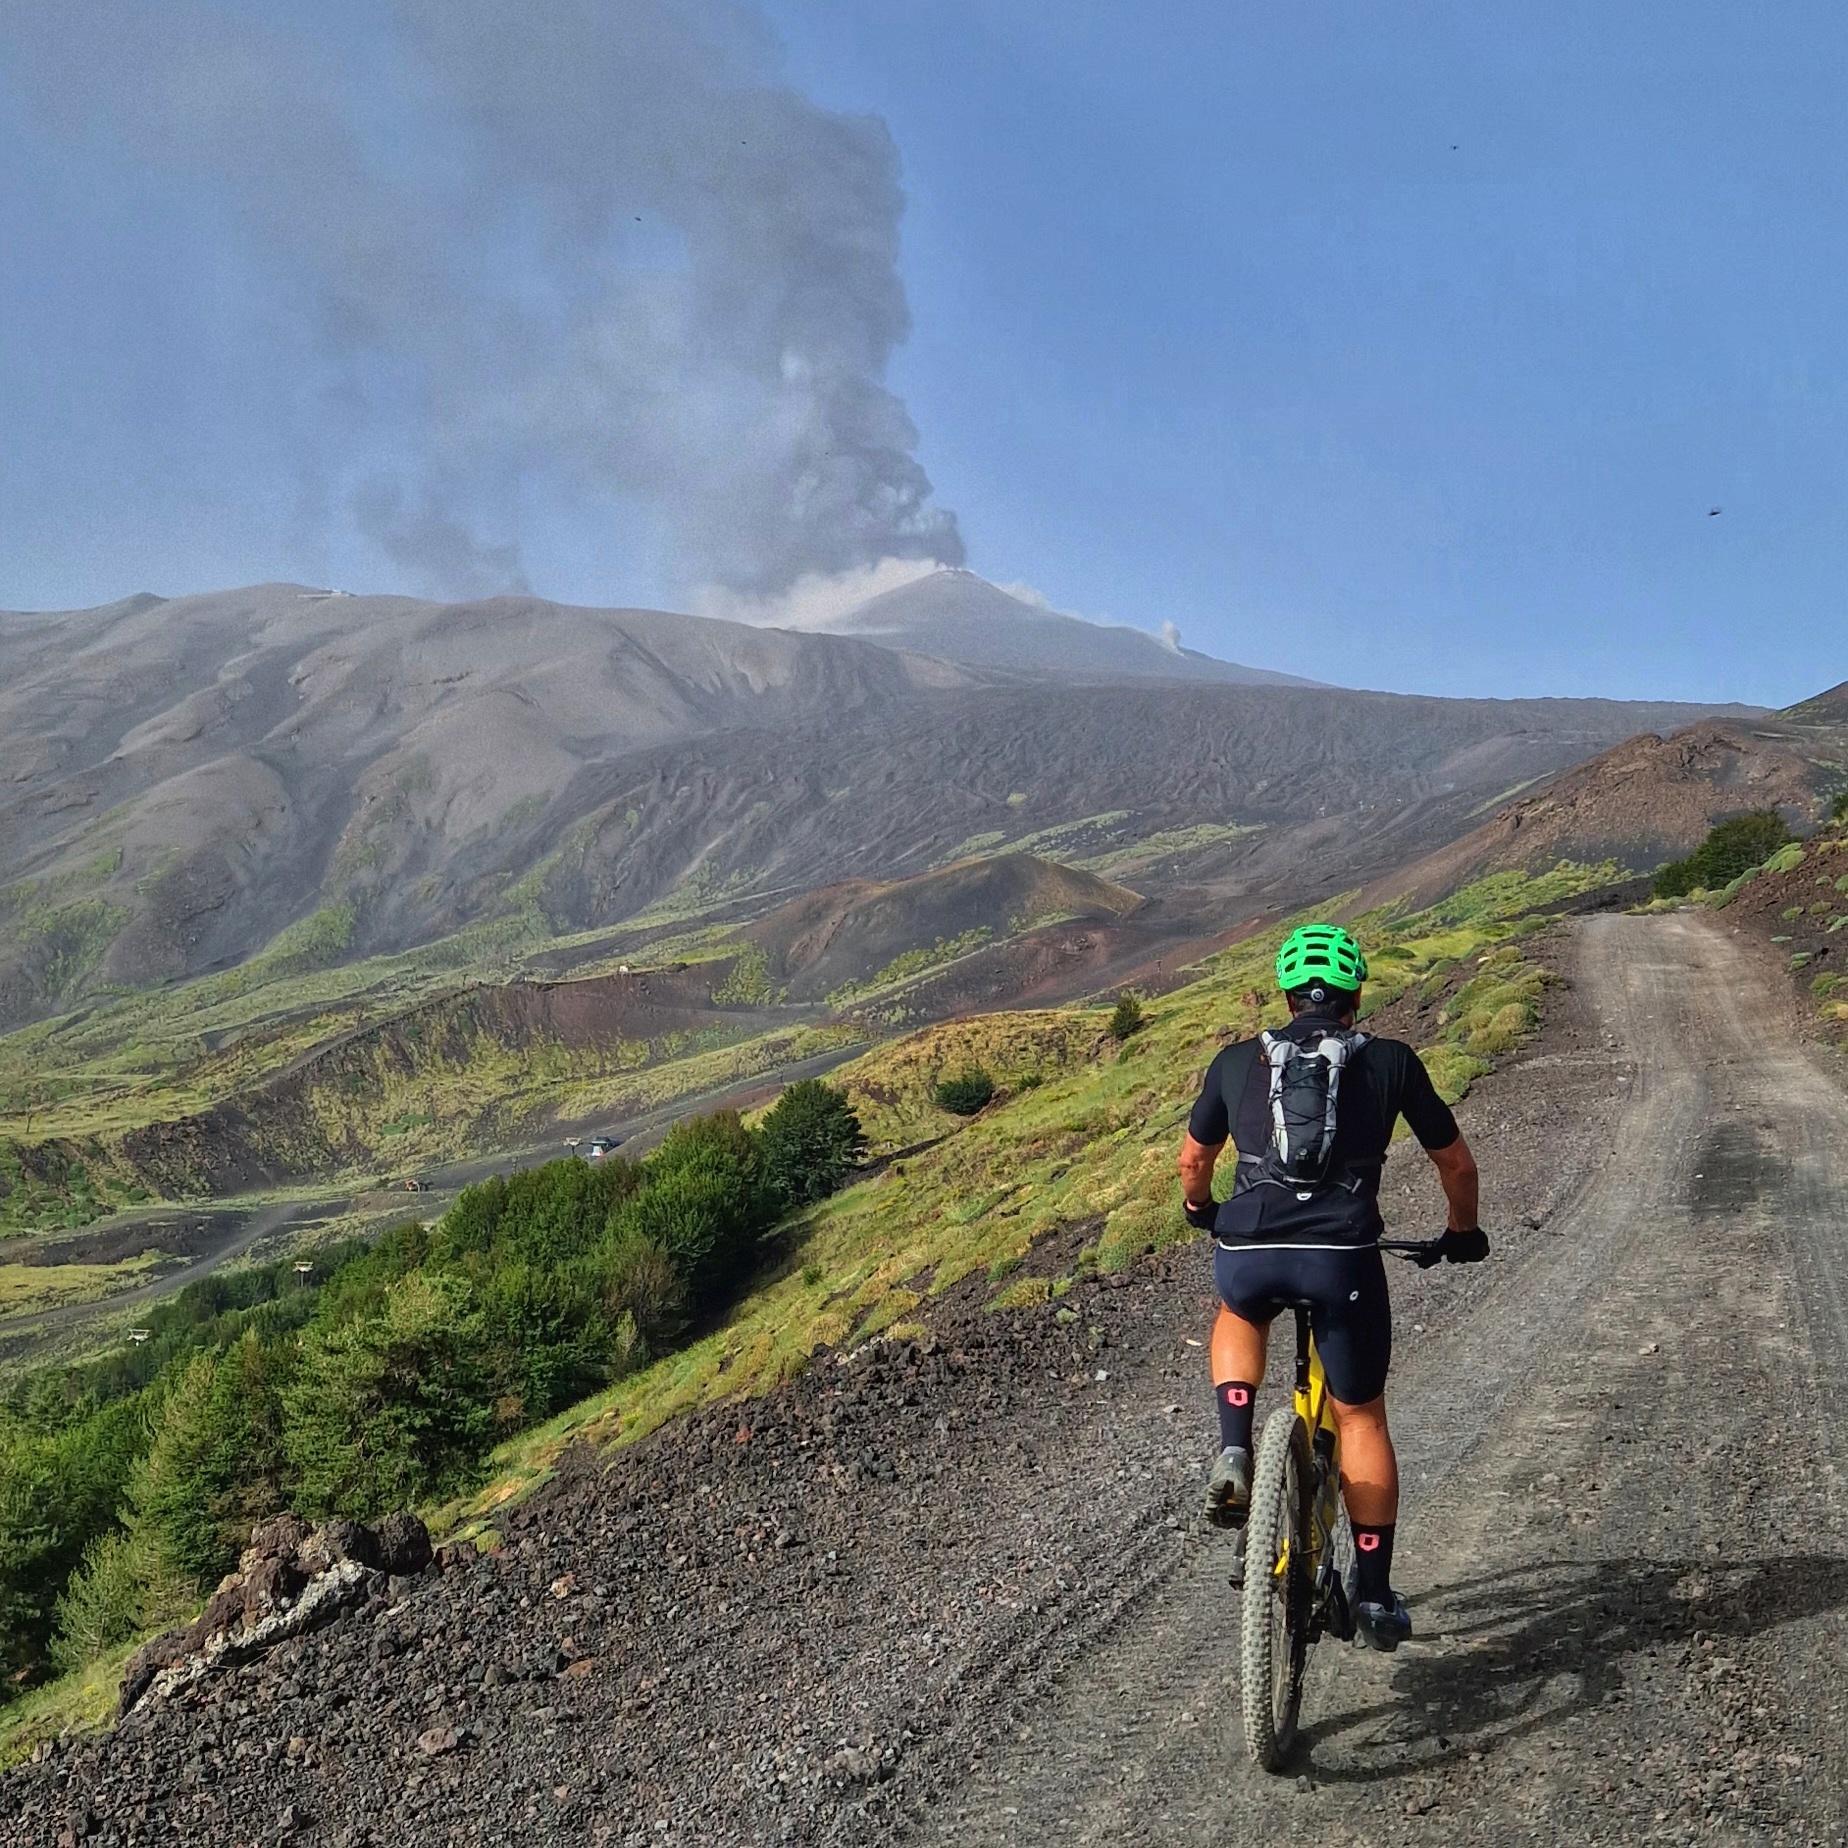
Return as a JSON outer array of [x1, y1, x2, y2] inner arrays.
[[1275, 1315, 1346, 1586]]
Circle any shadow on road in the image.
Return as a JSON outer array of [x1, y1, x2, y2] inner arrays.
[[1294, 1553, 1848, 1781]]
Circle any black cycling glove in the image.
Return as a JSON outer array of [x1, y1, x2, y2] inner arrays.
[[1183, 1197, 1218, 1233], [1416, 1227, 1490, 1267]]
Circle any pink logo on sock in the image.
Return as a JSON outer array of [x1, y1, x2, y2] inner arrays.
[[1356, 1532, 1381, 1552], [1227, 1387, 1250, 1406]]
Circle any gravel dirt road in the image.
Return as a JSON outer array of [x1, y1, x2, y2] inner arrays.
[[5, 911, 1846, 1846]]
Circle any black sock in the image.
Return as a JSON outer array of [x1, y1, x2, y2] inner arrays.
[[1352, 1523, 1396, 1604], [1214, 1380, 1256, 1452]]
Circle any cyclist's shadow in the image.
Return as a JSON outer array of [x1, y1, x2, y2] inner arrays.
[[1291, 1553, 1848, 1781]]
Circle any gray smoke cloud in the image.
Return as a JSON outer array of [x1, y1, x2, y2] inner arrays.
[[3, 0, 962, 597]]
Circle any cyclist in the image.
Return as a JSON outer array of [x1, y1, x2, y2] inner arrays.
[[1177, 923, 1485, 1650]]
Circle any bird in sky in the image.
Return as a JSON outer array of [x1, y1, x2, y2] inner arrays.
[[1708, 507, 1722, 517]]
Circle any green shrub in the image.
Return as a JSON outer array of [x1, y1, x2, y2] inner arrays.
[[619, 1167, 756, 1302], [1832, 791, 1848, 823], [757, 1082, 865, 1211], [1489, 1002, 1531, 1035], [1653, 810, 1794, 899], [1465, 1021, 1522, 1056], [479, 1259, 609, 1425], [1108, 992, 1145, 1040], [934, 1067, 996, 1116], [130, 1351, 236, 1593], [619, 1111, 770, 1300], [991, 1276, 1053, 1310], [0, 1397, 146, 1691]]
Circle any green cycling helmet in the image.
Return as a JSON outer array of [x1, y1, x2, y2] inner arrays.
[[1275, 922, 1367, 995]]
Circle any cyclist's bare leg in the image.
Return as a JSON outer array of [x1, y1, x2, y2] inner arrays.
[[1210, 1302, 1267, 1386], [1328, 1392, 1398, 1526]]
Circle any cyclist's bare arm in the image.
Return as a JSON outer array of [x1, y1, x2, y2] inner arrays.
[[1427, 1132, 1480, 1229], [1179, 1131, 1223, 1212]]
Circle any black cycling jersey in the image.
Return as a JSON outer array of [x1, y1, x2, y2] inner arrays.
[[1187, 1009, 1459, 1247]]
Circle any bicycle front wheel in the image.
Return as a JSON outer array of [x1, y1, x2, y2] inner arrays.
[[1239, 1405, 1313, 1770]]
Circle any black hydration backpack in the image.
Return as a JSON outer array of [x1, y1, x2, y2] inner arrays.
[[1250, 1027, 1369, 1189]]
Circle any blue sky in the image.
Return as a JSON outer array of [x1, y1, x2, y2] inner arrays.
[[2, 1, 1844, 702]]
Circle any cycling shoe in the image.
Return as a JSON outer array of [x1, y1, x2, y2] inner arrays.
[[1354, 1591, 1413, 1653], [1202, 1445, 1251, 1530]]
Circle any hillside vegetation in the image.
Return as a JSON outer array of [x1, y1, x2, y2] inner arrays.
[[0, 851, 1149, 1235], [0, 858, 1605, 1761], [0, 1083, 866, 1713], [1363, 699, 1848, 911], [432, 858, 1602, 1525], [745, 853, 1143, 1004], [1652, 809, 1794, 898]]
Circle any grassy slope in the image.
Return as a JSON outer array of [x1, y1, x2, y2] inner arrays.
[[434, 860, 1604, 1536], [0, 1252, 164, 1315], [0, 1645, 135, 1771]]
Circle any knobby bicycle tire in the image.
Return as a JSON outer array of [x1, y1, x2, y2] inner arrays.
[[1239, 1406, 1313, 1770]]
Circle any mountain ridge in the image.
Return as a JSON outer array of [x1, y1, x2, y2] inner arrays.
[[1357, 693, 1848, 910], [0, 579, 1763, 1033]]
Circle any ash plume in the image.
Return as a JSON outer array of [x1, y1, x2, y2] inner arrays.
[[3, 0, 962, 598]]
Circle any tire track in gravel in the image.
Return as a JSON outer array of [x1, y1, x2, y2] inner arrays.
[[922, 911, 1848, 1846]]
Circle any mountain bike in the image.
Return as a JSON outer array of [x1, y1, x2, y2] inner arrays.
[[1235, 1235, 1472, 1771]]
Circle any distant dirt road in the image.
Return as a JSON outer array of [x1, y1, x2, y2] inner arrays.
[[924, 912, 1848, 1844]]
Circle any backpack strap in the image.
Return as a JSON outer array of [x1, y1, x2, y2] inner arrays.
[[1258, 1030, 1298, 1162], [1307, 1030, 1367, 1167], [1218, 1036, 1263, 1127]]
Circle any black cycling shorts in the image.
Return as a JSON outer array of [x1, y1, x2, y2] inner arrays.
[[1211, 1241, 1392, 1405]]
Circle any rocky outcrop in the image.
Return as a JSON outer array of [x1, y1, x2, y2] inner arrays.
[[118, 1512, 435, 1719]]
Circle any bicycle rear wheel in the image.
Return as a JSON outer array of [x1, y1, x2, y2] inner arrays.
[[1239, 1406, 1312, 1770]]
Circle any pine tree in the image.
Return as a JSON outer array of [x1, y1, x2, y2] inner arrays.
[[756, 1081, 866, 1211], [130, 1350, 229, 1595]]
